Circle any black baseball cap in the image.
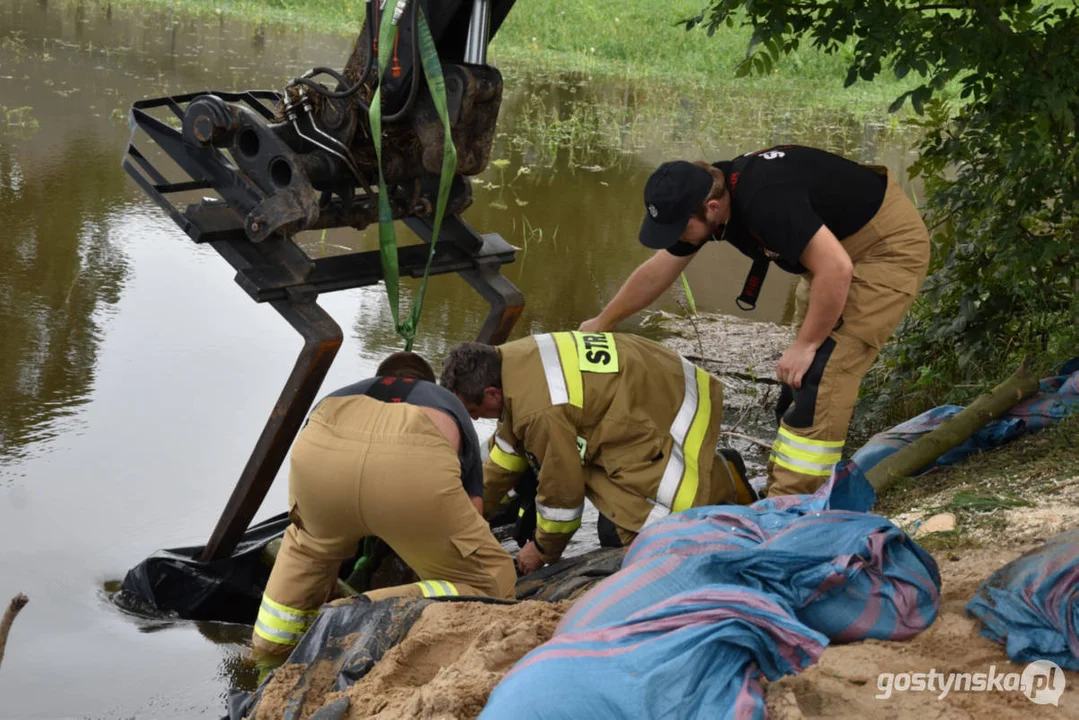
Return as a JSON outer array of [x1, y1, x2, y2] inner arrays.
[[638, 161, 713, 250]]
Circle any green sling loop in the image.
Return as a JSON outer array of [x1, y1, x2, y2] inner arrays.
[[369, 1, 458, 351]]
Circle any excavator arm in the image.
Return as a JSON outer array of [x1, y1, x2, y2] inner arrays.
[[122, 0, 524, 560]]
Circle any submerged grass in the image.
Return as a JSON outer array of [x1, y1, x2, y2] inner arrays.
[[497, 72, 916, 168]]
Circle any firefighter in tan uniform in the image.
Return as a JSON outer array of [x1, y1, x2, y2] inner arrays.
[[440, 332, 755, 574], [251, 352, 515, 670], [580, 145, 930, 497]]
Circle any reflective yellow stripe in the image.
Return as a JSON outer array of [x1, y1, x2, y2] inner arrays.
[[254, 620, 305, 646], [255, 607, 313, 634], [261, 594, 319, 619], [536, 513, 582, 535], [672, 367, 711, 513], [537, 501, 584, 523], [778, 427, 844, 449], [770, 428, 843, 477], [490, 444, 528, 472], [254, 595, 318, 647], [536, 501, 584, 535], [771, 451, 835, 477], [772, 438, 842, 465], [552, 332, 584, 408], [645, 359, 715, 527], [415, 580, 461, 598]]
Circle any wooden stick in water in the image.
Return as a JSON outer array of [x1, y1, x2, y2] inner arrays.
[[0, 594, 28, 671]]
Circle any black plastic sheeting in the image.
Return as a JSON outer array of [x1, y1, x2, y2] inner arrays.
[[224, 595, 521, 720], [115, 512, 290, 623], [224, 549, 626, 720], [115, 471, 545, 623], [515, 547, 625, 602], [225, 595, 431, 720], [112, 499, 623, 719]]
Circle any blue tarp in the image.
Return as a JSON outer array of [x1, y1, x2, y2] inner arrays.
[[848, 359, 1079, 671], [852, 359, 1079, 475], [480, 465, 940, 720], [966, 529, 1079, 671]]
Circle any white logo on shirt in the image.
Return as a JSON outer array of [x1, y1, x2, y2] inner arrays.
[[761, 150, 786, 160], [648, 203, 659, 218]]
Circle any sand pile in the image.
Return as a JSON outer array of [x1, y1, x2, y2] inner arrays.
[[250, 549, 1079, 720], [766, 546, 1079, 719], [254, 599, 570, 720]]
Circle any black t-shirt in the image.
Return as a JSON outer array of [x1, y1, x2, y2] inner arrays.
[[323, 378, 484, 497], [666, 145, 886, 274]]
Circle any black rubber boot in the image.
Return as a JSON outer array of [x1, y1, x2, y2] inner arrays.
[[718, 447, 759, 505]]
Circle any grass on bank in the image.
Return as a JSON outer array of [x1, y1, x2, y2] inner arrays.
[[874, 413, 1079, 552], [79, 0, 925, 115]]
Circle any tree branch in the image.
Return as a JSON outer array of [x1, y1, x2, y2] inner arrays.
[[975, 2, 1015, 35], [910, 3, 969, 11], [0, 594, 28, 671]]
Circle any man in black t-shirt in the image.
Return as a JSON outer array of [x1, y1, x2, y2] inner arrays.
[[580, 145, 930, 497]]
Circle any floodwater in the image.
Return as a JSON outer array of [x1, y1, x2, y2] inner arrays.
[[0, 1, 922, 717]]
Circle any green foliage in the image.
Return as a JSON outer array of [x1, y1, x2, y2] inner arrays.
[[690, 1, 1079, 427]]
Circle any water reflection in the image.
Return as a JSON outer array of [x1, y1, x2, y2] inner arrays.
[[0, 139, 129, 470]]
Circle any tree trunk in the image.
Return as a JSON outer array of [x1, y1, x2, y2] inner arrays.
[[866, 361, 1040, 494], [1073, 276, 1078, 328], [0, 594, 28, 671]]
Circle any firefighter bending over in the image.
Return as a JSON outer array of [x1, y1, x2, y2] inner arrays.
[[251, 351, 516, 670], [440, 332, 755, 575]]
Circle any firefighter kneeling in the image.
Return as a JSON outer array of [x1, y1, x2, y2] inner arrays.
[[251, 352, 516, 670], [440, 332, 756, 575]]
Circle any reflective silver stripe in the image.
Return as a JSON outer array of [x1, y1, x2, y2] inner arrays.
[[644, 359, 699, 528], [494, 435, 520, 455], [644, 501, 670, 527], [770, 449, 836, 474], [259, 600, 313, 627], [535, 333, 569, 406], [254, 619, 305, 645], [536, 501, 584, 522]]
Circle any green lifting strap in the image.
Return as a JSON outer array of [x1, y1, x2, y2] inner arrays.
[[369, 1, 458, 351]]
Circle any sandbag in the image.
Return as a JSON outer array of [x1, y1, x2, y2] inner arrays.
[[481, 466, 940, 720], [966, 528, 1079, 670]]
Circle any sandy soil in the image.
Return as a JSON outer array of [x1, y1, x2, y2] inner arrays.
[[767, 546, 1079, 719], [251, 547, 1078, 720], [253, 600, 570, 720]]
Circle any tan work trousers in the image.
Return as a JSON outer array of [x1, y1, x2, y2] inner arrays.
[[252, 395, 516, 657], [767, 169, 931, 496], [613, 451, 752, 546]]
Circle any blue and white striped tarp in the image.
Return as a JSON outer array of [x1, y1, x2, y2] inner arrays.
[[967, 528, 1079, 670], [481, 462, 940, 719]]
